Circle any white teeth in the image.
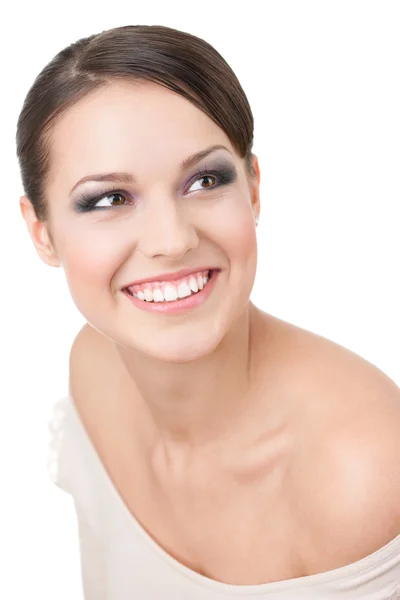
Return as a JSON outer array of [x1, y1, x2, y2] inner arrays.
[[178, 281, 192, 298], [153, 288, 164, 302], [164, 284, 179, 301], [131, 271, 212, 302], [189, 276, 199, 293]]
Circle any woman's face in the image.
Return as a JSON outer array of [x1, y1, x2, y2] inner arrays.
[[27, 80, 260, 362]]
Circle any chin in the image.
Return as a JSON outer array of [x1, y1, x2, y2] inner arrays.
[[148, 334, 223, 364]]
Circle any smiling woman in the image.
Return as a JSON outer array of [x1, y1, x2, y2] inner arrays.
[[16, 24, 400, 600]]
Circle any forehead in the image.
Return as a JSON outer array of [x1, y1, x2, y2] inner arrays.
[[47, 81, 235, 192]]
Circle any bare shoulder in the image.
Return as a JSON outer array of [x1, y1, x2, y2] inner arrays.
[[68, 323, 122, 405], [276, 317, 400, 566], [69, 322, 108, 376], [264, 313, 400, 417]]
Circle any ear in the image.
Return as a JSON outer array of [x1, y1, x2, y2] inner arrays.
[[19, 195, 60, 267], [248, 154, 261, 223]]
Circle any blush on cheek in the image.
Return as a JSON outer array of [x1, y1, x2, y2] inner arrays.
[[62, 247, 117, 333], [64, 229, 124, 281], [62, 241, 119, 312], [226, 214, 257, 262], [65, 251, 105, 285]]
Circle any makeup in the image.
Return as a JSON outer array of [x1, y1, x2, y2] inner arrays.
[[72, 162, 238, 213]]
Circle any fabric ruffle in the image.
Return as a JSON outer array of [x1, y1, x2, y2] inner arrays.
[[47, 395, 72, 493]]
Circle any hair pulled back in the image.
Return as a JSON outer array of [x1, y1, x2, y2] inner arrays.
[[16, 24, 255, 224]]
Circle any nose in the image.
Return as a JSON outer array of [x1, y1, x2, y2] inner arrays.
[[137, 196, 199, 260]]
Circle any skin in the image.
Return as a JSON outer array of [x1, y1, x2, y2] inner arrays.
[[20, 79, 268, 463], [20, 79, 400, 584]]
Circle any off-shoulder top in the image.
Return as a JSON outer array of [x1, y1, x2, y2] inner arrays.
[[48, 395, 400, 599]]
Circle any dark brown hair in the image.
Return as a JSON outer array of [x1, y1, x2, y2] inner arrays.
[[16, 24, 255, 227]]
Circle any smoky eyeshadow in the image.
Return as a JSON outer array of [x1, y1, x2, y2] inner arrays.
[[182, 159, 237, 188], [72, 158, 238, 213]]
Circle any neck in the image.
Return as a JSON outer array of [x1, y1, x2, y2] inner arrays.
[[115, 302, 266, 462]]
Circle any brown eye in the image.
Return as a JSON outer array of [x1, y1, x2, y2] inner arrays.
[[108, 193, 126, 206], [200, 175, 216, 188], [187, 174, 217, 193], [74, 188, 136, 213], [94, 192, 128, 208]]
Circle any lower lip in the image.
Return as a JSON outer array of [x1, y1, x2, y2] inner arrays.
[[122, 270, 220, 315]]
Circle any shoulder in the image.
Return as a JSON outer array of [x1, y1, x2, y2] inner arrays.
[[320, 376, 400, 531], [287, 326, 400, 566], [70, 322, 109, 354], [69, 323, 120, 402], [69, 323, 104, 380]]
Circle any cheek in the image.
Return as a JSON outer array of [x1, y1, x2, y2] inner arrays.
[[61, 230, 122, 295], [215, 199, 257, 267], [229, 217, 257, 261]]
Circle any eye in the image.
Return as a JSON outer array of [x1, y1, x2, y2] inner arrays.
[[94, 192, 128, 208], [73, 164, 237, 214], [184, 165, 237, 195], [74, 188, 132, 213], [187, 173, 217, 193]]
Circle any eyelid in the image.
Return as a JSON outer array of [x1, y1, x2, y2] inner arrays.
[[74, 186, 130, 212], [186, 167, 217, 189], [73, 162, 237, 212], [184, 162, 237, 190]]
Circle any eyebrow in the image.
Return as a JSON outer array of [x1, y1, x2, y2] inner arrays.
[[69, 144, 232, 197]]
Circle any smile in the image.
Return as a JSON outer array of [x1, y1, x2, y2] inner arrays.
[[126, 269, 211, 303], [123, 270, 220, 315]]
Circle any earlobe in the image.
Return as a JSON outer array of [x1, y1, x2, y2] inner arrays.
[[19, 195, 60, 268]]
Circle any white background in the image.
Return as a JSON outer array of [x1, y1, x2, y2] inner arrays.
[[1, 1, 399, 597]]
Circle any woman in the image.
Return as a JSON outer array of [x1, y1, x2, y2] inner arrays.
[[17, 24, 400, 599]]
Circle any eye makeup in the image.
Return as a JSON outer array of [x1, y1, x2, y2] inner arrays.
[[72, 161, 238, 214]]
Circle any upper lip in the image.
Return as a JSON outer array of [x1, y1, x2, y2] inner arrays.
[[123, 267, 219, 289]]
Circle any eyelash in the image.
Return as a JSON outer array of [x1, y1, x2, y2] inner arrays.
[[74, 165, 237, 213]]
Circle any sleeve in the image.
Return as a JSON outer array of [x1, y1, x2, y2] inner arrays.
[[74, 499, 107, 600], [47, 395, 74, 494], [48, 397, 107, 598]]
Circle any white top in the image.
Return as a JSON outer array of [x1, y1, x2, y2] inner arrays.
[[48, 395, 400, 599]]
